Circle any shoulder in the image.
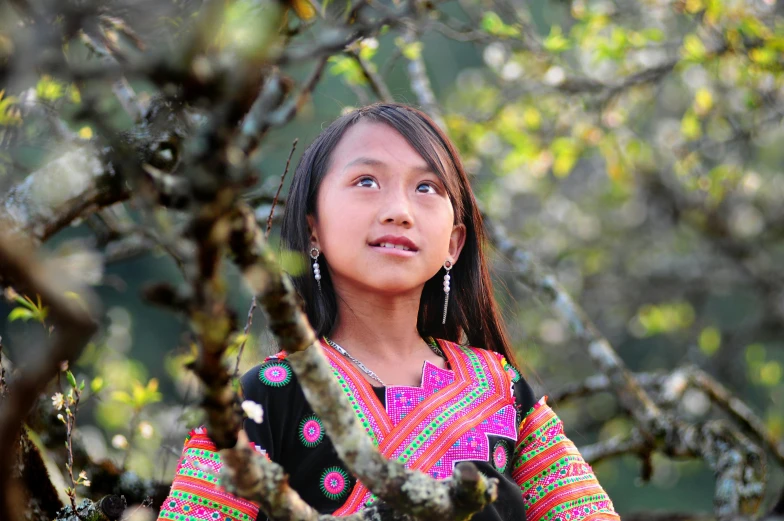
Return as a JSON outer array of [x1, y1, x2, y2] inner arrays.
[[448, 342, 536, 408], [454, 343, 525, 384], [240, 352, 297, 402]]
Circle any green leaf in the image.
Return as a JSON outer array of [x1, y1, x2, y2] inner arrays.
[[8, 307, 34, 322], [14, 295, 36, 311], [641, 28, 665, 42], [550, 137, 581, 177], [64, 291, 89, 313], [543, 26, 571, 53], [681, 111, 702, 140], [699, 327, 721, 356], [636, 301, 695, 336], [35, 75, 65, 102], [279, 248, 306, 277], [0, 90, 22, 126], [759, 361, 782, 387], [91, 377, 104, 393], [393, 37, 423, 61], [681, 34, 707, 61], [328, 55, 366, 85], [66, 371, 77, 389], [111, 391, 134, 406], [480, 12, 520, 38]]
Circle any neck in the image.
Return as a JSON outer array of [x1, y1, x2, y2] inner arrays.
[[327, 283, 428, 362]]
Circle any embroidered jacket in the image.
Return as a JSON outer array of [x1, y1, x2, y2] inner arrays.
[[157, 339, 620, 521]]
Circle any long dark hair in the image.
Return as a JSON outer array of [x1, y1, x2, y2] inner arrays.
[[280, 103, 515, 362]]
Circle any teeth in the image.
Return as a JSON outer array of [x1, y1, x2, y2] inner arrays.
[[378, 242, 411, 251]]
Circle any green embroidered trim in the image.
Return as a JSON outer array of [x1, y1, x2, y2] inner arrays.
[[332, 367, 379, 447], [521, 415, 561, 445], [537, 492, 613, 521], [169, 490, 227, 510], [160, 490, 254, 521], [524, 472, 599, 502], [162, 489, 254, 521], [158, 509, 248, 521], [515, 454, 584, 491], [513, 433, 569, 470], [183, 448, 221, 462], [176, 467, 220, 484], [397, 346, 489, 464]]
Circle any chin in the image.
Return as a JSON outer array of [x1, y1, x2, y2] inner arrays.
[[359, 277, 424, 296]]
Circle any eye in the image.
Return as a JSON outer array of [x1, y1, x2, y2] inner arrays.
[[356, 176, 379, 188], [416, 182, 437, 194]]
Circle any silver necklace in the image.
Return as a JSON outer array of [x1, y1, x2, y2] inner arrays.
[[323, 336, 444, 387]]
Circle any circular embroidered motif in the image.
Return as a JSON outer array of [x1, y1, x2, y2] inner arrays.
[[492, 441, 509, 473], [299, 415, 324, 447], [259, 362, 291, 387], [320, 467, 350, 500]]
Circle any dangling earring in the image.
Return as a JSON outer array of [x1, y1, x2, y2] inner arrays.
[[310, 247, 322, 292], [442, 260, 452, 325]]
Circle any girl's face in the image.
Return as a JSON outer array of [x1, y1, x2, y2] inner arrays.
[[309, 121, 466, 297]]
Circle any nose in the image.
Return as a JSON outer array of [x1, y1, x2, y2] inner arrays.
[[378, 185, 414, 227]]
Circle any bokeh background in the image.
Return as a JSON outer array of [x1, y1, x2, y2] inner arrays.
[[1, 0, 783, 516]]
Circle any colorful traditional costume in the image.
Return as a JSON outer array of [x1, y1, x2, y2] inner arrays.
[[157, 339, 620, 521]]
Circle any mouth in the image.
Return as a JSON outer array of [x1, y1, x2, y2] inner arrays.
[[369, 236, 419, 254]]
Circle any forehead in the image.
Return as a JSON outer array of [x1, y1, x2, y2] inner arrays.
[[329, 121, 431, 171]]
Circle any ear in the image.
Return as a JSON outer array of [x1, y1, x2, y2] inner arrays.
[[447, 223, 466, 265], [306, 214, 320, 248]]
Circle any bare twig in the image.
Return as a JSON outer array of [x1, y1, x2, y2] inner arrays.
[[579, 429, 650, 467], [266, 139, 298, 239], [233, 297, 258, 379], [401, 28, 445, 130], [348, 49, 394, 102]]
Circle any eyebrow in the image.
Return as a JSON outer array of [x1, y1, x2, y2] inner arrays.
[[342, 156, 434, 174]]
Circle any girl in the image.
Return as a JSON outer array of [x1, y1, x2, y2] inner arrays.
[[157, 103, 620, 521]]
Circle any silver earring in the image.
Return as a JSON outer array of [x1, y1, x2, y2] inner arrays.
[[442, 260, 452, 325], [310, 247, 322, 291]]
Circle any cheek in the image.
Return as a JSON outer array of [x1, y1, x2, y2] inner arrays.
[[423, 206, 455, 248], [317, 202, 368, 251]]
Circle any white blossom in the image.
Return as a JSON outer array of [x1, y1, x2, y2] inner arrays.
[[52, 392, 65, 411], [138, 421, 154, 439], [112, 434, 129, 449], [241, 400, 264, 424]]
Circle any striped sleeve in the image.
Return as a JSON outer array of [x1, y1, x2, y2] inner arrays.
[[156, 428, 265, 521], [512, 397, 620, 521]]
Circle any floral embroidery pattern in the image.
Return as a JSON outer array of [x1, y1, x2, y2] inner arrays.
[[259, 362, 291, 387], [492, 440, 509, 473], [320, 467, 350, 500], [299, 415, 324, 447]]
